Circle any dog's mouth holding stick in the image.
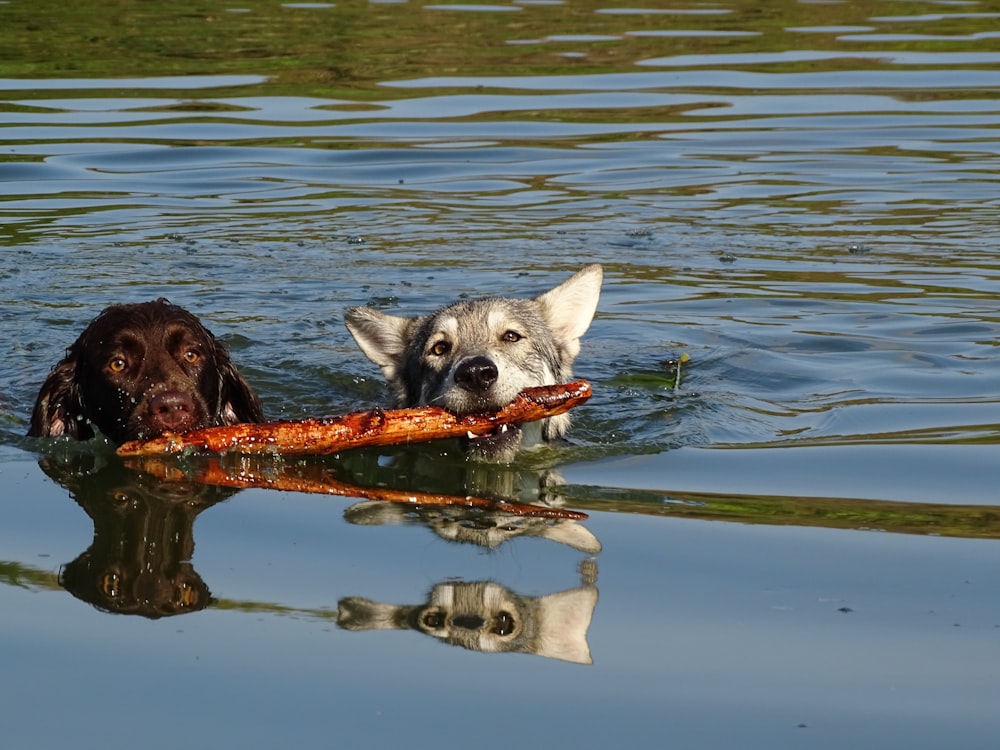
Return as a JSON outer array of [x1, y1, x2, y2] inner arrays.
[[115, 380, 592, 459], [461, 420, 525, 458], [343, 265, 603, 462], [114, 381, 593, 520]]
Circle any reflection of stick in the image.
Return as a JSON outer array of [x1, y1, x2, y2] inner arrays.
[[117, 380, 592, 457], [128, 457, 589, 521]]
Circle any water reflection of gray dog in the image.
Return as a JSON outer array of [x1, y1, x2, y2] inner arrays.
[[345, 500, 600, 552], [338, 562, 598, 664], [336, 447, 601, 553], [39, 452, 233, 619]]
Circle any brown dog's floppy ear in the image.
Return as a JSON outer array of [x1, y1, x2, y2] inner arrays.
[[216, 352, 265, 426], [27, 358, 95, 439]]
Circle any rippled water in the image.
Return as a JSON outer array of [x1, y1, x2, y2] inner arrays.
[[2, 1, 999, 748]]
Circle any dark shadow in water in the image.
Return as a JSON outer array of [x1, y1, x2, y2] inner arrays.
[[34, 445, 601, 629], [331, 447, 601, 550], [38, 451, 235, 619], [337, 559, 599, 665], [343, 499, 600, 553], [334, 442, 572, 505], [34, 448, 602, 662], [127, 449, 601, 553]]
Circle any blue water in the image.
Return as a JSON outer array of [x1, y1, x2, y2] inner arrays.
[[1, 1, 999, 747]]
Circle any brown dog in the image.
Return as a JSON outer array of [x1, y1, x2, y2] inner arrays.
[[28, 299, 263, 444]]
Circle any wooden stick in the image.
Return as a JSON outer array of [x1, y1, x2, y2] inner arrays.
[[117, 380, 592, 457], [127, 457, 589, 520]]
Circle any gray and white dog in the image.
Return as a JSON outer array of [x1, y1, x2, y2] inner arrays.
[[337, 578, 599, 664], [344, 264, 603, 461]]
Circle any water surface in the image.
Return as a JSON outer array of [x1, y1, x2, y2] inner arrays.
[[1, 1, 999, 748]]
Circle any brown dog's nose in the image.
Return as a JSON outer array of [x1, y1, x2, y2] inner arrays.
[[148, 390, 196, 430], [454, 356, 498, 393]]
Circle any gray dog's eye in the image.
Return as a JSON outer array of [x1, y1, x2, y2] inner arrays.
[[421, 610, 445, 629], [493, 611, 516, 636], [501, 330, 523, 343], [430, 341, 451, 356]]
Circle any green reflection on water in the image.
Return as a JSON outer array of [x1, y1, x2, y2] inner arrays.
[[563, 486, 1000, 540], [3, 0, 998, 99]]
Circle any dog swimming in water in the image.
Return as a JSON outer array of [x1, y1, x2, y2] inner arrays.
[[344, 264, 602, 461]]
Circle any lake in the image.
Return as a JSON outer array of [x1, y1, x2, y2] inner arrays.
[[1, 1, 999, 748]]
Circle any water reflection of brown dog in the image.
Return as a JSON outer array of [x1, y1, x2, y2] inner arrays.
[[338, 561, 598, 664], [39, 452, 233, 618]]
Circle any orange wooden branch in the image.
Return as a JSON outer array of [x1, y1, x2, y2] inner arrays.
[[127, 457, 589, 521], [117, 380, 592, 457]]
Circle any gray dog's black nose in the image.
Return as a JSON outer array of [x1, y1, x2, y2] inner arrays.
[[451, 614, 486, 631], [454, 356, 498, 393]]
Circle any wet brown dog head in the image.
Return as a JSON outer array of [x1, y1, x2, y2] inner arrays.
[[28, 299, 263, 444]]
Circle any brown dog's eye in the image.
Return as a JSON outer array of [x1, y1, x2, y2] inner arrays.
[[430, 341, 451, 357], [108, 357, 127, 374], [183, 350, 200, 364], [501, 330, 523, 343], [101, 571, 121, 599]]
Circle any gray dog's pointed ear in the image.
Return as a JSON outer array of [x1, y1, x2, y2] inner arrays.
[[344, 307, 414, 383], [535, 264, 603, 345]]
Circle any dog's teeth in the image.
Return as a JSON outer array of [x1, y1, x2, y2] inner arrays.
[[467, 431, 477, 439], [499, 424, 508, 433]]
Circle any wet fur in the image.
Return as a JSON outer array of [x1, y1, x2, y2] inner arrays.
[[344, 264, 602, 460], [28, 299, 264, 444]]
